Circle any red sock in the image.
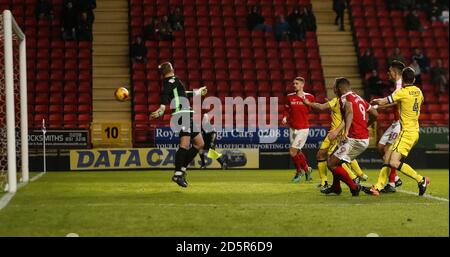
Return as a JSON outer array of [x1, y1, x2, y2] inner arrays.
[[291, 155, 302, 174], [333, 165, 357, 191], [389, 167, 397, 183], [331, 172, 341, 190], [297, 152, 309, 171]]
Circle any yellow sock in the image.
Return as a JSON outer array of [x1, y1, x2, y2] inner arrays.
[[343, 163, 357, 180], [399, 163, 423, 183], [207, 149, 222, 159], [374, 166, 390, 190], [317, 161, 328, 186], [350, 160, 364, 178]]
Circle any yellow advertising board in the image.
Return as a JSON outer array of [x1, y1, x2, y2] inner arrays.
[[91, 122, 132, 148], [70, 148, 259, 170]]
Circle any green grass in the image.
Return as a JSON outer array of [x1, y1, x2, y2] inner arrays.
[[0, 169, 448, 237]]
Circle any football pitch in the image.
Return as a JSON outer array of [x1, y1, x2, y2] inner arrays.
[[0, 169, 448, 237]]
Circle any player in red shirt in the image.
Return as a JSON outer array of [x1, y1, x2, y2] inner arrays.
[[321, 77, 378, 196], [282, 77, 315, 182]]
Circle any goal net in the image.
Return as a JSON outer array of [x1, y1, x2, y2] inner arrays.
[[0, 10, 28, 193]]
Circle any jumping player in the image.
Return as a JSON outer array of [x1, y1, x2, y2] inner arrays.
[[364, 67, 430, 196], [321, 77, 378, 196], [150, 62, 207, 187], [282, 77, 314, 182]]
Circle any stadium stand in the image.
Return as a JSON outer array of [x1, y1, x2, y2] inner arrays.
[[129, 0, 328, 146], [0, 0, 92, 129], [348, 0, 449, 128]]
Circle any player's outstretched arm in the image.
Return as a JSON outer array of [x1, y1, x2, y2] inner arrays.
[[282, 100, 290, 125], [198, 86, 208, 96], [150, 104, 166, 119], [370, 97, 389, 107], [302, 97, 330, 111], [367, 107, 378, 127], [328, 121, 345, 140], [186, 86, 208, 97], [373, 102, 397, 110]]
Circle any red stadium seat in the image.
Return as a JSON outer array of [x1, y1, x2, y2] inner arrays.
[[430, 113, 444, 122], [35, 82, 49, 93], [428, 104, 441, 113], [127, 0, 324, 145], [255, 59, 268, 70], [258, 81, 271, 93], [48, 113, 63, 128], [438, 94, 449, 103], [35, 105, 48, 114]]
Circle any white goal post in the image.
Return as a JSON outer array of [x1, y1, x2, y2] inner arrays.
[[1, 10, 28, 193]]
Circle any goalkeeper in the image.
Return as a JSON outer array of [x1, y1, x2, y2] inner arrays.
[[150, 62, 207, 188]]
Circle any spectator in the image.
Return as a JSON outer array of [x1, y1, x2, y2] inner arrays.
[[274, 15, 291, 41], [365, 70, 384, 100], [409, 59, 422, 84], [406, 10, 425, 31], [169, 6, 184, 31], [61, 1, 78, 40], [399, 0, 416, 10], [333, 0, 346, 31], [63, 0, 75, 6], [387, 0, 416, 10], [359, 49, 378, 75], [130, 36, 147, 64], [387, 48, 406, 66], [415, 0, 431, 10], [290, 18, 306, 41], [412, 48, 430, 72], [77, 12, 92, 40], [430, 59, 448, 92], [303, 6, 317, 31], [77, 0, 96, 24], [246, 5, 272, 31], [427, 0, 442, 21], [440, 7, 449, 23], [437, 0, 449, 8], [386, 0, 399, 11], [35, 0, 53, 20], [159, 15, 174, 40], [144, 17, 159, 41], [287, 6, 302, 27]]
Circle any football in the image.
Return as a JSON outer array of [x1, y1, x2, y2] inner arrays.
[[114, 87, 130, 101]]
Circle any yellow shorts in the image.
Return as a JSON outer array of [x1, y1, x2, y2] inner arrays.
[[390, 131, 419, 157], [319, 136, 340, 155]]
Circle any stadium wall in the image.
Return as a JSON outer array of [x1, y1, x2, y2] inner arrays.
[[260, 148, 449, 170], [29, 147, 448, 171], [27, 126, 449, 171]]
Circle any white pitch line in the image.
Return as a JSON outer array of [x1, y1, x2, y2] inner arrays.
[[30, 172, 46, 182], [0, 193, 15, 210], [361, 183, 449, 202], [78, 202, 442, 208], [0, 172, 46, 211], [396, 189, 449, 202]]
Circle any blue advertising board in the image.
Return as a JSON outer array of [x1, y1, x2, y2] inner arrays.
[[154, 127, 328, 151]]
